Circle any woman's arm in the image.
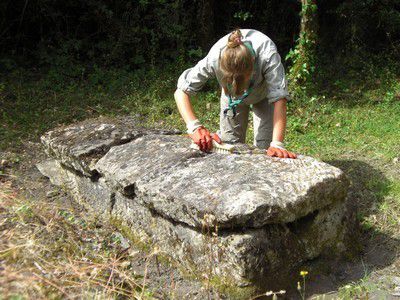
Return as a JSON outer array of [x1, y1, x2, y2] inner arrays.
[[267, 98, 297, 159], [174, 89, 198, 124], [174, 89, 221, 152], [175, 48, 222, 152], [260, 46, 296, 159], [272, 98, 287, 142]]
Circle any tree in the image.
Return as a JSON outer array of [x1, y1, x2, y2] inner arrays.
[[286, 0, 318, 96], [198, 0, 215, 50]]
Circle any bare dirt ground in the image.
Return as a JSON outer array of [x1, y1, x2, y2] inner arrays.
[[1, 140, 399, 299]]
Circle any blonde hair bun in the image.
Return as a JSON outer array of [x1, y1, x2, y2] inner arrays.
[[220, 28, 254, 96], [227, 29, 243, 48]]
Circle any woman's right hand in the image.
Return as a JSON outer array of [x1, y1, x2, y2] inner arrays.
[[189, 127, 221, 152], [266, 146, 297, 159]]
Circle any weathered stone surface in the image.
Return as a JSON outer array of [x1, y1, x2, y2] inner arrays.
[[37, 159, 113, 215], [40, 116, 180, 176], [95, 134, 349, 229], [37, 117, 350, 291], [37, 158, 347, 288], [113, 190, 347, 286], [95, 134, 205, 196]]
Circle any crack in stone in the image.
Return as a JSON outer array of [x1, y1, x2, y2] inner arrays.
[[123, 184, 137, 198], [110, 192, 116, 213]]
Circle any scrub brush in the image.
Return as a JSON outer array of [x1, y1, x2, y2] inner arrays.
[[190, 140, 267, 155], [190, 140, 236, 154]]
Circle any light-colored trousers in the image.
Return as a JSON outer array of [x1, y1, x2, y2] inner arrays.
[[219, 94, 274, 150]]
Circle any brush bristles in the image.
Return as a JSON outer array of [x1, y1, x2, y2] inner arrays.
[[213, 148, 231, 154], [190, 140, 235, 153]]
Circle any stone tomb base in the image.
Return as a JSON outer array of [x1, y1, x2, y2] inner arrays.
[[37, 158, 347, 290]]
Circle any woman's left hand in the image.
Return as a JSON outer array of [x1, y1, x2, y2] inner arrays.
[[266, 147, 297, 159]]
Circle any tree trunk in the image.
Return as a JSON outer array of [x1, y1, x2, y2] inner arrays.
[[287, 0, 318, 94], [198, 0, 215, 50], [299, 0, 318, 56]]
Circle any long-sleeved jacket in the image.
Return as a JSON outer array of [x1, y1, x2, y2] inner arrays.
[[177, 29, 291, 105]]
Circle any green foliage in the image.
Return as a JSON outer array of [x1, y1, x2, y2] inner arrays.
[[1, 0, 399, 71], [335, 0, 400, 51], [338, 278, 380, 299], [0, 0, 305, 67], [187, 47, 204, 59], [286, 1, 318, 100], [0, 0, 197, 67], [285, 41, 316, 97], [284, 47, 400, 162], [233, 11, 253, 21]]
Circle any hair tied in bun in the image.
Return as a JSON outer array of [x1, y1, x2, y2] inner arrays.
[[220, 29, 254, 96], [226, 29, 243, 48]]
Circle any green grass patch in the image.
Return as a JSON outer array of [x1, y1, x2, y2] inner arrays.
[[338, 278, 381, 300], [286, 101, 400, 161], [0, 64, 185, 150]]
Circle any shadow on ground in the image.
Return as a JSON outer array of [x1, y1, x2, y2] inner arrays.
[[283, 159, 400, 299]]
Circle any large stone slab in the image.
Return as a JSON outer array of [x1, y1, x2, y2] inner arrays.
[[37, 117, 350, 292], [95, 134, 205, 195], [40, 116, 180, 176], [95, 134, 349, 229]]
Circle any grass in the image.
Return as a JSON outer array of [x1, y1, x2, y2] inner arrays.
[[1, 55, 399, 162], [286, 102, 400, 161], [1, 52, 399, 298], [0, 179, 158, 299], [338, 279, 381, 299]]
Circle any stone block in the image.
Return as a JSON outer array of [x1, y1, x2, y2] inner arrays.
[[36, 117, 350, 291]]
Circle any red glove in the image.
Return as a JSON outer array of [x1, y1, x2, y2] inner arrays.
[[266, 147, 297, 159], [189, 127, 221, 152]]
